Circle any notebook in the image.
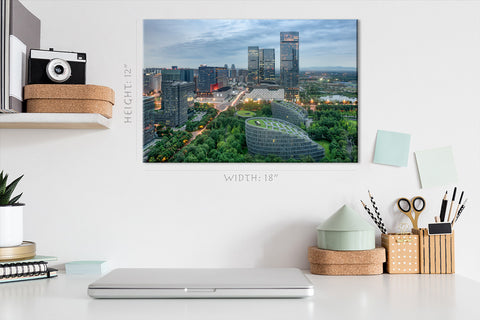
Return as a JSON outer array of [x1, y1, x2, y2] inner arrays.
[[1, 0, 40, 112], [0, 256, 58, 283], [88, 268, 314, 299]]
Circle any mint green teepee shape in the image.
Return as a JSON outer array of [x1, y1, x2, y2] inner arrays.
[[317, 205, 375, 251]]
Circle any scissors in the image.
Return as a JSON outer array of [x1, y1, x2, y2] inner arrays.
[[396, 196, 426, 230]]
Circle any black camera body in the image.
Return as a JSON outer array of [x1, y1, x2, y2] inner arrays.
[[28, 48, 86, 85]]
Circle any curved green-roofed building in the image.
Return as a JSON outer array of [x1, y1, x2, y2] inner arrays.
[[245, 117, 325, 161], [271, 100, 308, 127]]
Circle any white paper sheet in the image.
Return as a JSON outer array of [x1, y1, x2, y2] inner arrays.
[[9, 34, 26, 101]]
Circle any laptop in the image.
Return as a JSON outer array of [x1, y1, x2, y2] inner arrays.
[[88, 268, 314, 299]]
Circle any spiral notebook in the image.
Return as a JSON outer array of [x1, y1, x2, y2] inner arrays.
[[0, 255, 58, 283]]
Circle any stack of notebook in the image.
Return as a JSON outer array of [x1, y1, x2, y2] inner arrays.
[[0, 255, 57, 283], [1, 0, 40, 112]]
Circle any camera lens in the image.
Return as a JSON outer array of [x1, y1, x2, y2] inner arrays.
[[46, 59, 72, 83], [54, 65, 64, 75]]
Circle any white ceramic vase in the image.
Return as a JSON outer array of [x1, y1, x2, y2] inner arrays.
[[0, 205, 24, 247]]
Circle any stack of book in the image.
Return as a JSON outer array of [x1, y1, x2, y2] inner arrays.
[[0, 255, 57, 283], [1, 0, 40, 112]]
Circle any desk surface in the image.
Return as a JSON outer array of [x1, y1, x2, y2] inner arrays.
[[1, 272, 479, 320]]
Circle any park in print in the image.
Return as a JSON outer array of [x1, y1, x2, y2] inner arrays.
[[143, 19, 358, 163]]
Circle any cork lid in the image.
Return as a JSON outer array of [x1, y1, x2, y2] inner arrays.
[[317, 205, 374, 232], [308, 246, 386, 265], [24, 84, 115, 105]]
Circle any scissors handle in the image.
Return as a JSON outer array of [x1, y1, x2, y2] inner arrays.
[[397, 198, 417, 229], [411, 196, 426, 212], [397, 198, 411, 213], [397, 197, 426, 230], [411, 196, 426, 229]]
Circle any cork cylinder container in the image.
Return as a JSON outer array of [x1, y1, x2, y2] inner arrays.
[[24, 84, 115, 118]]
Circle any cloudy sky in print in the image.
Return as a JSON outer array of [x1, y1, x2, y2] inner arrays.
[[144, 19, 357, 70]]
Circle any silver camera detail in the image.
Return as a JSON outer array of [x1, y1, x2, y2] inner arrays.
[[46, 58, 72, 83]]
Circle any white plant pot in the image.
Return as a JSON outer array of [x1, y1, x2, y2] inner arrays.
[[0, 205, 24, 247]]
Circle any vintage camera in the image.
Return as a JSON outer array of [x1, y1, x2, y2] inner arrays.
[[28, 48, 86, 84]]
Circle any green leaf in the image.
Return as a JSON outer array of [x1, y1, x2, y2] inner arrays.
[[2, 174, 23, 205], [0, 171, 7, 195], [0, 197, 8, 206], [8, 193, 23, 205]]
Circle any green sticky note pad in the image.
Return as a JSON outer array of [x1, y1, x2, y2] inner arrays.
[[415, 146, 458, 189], [65, 260, 108, 275], [374, 130, 411, 167]]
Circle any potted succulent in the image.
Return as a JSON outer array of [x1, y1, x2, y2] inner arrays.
[[0, 171, 24, 247]]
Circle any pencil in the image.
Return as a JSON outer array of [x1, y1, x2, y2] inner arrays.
[[447, 187, 457, 222], [439, 191, 448, 222]]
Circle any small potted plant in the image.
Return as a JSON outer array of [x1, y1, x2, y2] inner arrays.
[[0, 171, 24, 247]]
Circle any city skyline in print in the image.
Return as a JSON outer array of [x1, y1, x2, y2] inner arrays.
[[143, 19, 358, 163]]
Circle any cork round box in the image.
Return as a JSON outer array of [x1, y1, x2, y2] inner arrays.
[[308, 246, 386, 275], [24, 84, 115, 118]]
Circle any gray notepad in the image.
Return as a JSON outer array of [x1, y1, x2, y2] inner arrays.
[[88, 268, 314, 299]]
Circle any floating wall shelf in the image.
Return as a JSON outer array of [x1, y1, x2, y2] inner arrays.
[[0, 113, 111, 129]]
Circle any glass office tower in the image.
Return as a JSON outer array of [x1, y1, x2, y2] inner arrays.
[[215, 67, 228, 89], [260, 48, 275, 82], [248, 46, 259, 86], [143, 96, 156, 146], [160, 81, 195, 127], [280, 32, 299, 100], [198, 66, 216, 93]]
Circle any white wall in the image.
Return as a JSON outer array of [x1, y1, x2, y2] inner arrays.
[[1, 0, 480, 281]]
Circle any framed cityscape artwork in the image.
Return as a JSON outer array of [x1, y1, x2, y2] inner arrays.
[[143, 19, 358, 163]]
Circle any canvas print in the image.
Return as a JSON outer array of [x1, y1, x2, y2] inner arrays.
[[143, 20, 358, 163]]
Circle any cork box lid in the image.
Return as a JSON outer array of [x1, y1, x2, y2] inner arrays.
[[308, 247, 386, 265], [24, 84, 115, 105]]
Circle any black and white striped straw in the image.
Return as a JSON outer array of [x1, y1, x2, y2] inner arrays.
[[361, 200, 387, 234], [368, 190, 387, 234]]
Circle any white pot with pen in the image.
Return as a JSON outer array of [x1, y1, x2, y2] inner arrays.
[[0, 171, 24, 247]]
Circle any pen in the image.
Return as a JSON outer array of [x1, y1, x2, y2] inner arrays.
[[447, 187, 457, 222], [453, 191, 464, 222], [439, 191, 448, 222], [452, 198, 468, 226]]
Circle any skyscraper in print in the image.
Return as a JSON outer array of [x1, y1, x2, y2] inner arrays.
[[247, 46, 259, 86], [280, 32, 299, 100]]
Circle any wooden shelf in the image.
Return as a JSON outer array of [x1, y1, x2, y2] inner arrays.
[[0, 113, 111, 129]]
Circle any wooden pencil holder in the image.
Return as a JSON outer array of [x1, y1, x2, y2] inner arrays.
[[412, 228, 455, 274], [381, 233, 420, 274]]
